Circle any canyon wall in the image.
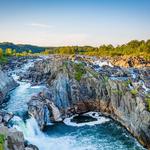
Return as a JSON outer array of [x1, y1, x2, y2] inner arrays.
[[27, 57, 150, 149]]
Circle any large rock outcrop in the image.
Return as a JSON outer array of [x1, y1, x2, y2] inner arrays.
[[0, 125, 25, 150], [27, 56, 150, 149], [0, 125, 39, 150], [0, 70, 18, 104]]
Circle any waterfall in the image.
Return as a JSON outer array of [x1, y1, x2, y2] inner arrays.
[[10, 116, 44, 139], [10, 116, 78, 150], [44, 105, 52, 125], [10, 116, 50, 150]]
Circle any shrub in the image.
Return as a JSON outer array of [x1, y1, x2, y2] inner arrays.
[[74, 63, 86, 81], [145, 98, 150, 111], [0, 134, 5, 150], [112, 89, 123, 95], [130, 89, 138, 95], [123, 79, 132, 87], [0, 57, 8, 64]]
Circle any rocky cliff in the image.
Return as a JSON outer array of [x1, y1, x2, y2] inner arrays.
[[27, 56, 150, 149], [0, 69, 18, 104]]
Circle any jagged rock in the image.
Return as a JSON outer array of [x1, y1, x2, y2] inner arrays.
[[3, 112, 14, 124], [7, 128, 25, 150], [28, 93, 62, 130], [25, 144, 39, 150], [0, 70, 18, 104], [0, 112, 14, 126]]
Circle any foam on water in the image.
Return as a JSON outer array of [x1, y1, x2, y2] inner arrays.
[[64, 112, 110, 127], [93, 60, 113, 67]]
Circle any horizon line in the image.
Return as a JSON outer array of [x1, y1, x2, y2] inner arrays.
[[0, 38, 150, 48]]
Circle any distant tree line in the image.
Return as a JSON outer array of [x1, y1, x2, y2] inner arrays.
[[43, 39, 150, 60], [0, 48, 32, 57], [1, 39, 150, 63], [0, 48, 33, 63]]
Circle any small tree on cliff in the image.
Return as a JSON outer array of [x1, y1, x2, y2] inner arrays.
[[12, 49, 16, 56], [0, 48, 3, 58]]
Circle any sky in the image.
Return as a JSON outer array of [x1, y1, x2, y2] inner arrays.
[[0, 0, 150, 46]]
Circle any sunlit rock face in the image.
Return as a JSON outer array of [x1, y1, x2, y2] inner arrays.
[[27, 56, 150, 149], [0, 70, 18, 104]]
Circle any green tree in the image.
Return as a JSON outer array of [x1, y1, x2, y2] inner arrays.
[[13, 49, 16, 56], [0, 48, 3, 58], [28, 50, 32, 54], [5, 48, 12, 56]]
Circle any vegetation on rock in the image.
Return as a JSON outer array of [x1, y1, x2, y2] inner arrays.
[[86, 67, 99, 79], [0, 134, 5, 150], [74, 63, 86, 81], [112, 89, 124, 95], [123, 79, 132, 87], [130, 89, 138, 95], [145, 97, 150, 111]]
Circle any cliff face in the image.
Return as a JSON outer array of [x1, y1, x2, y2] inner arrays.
[[27, 56, 150, 149], [0, 70, 18, 104]]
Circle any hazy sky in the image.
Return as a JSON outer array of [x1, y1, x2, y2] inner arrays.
[[0, 0, 150, 46]]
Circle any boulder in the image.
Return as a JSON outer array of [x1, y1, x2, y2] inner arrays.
[[7, 128, 25, 150], [0, 126, 25, 150], [25, 144, 39, 150], [0, 112, 14, 125]]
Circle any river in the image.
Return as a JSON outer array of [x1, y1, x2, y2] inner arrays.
[[1, 58, 146, 150]]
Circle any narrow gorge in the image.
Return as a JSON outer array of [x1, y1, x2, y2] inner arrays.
[[0, 55, 150, 150]]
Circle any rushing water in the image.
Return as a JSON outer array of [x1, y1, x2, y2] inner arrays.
[[2, 59, 146, 150]]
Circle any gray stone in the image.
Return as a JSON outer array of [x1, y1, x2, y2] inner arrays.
[[0, 70, 18, 104]]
